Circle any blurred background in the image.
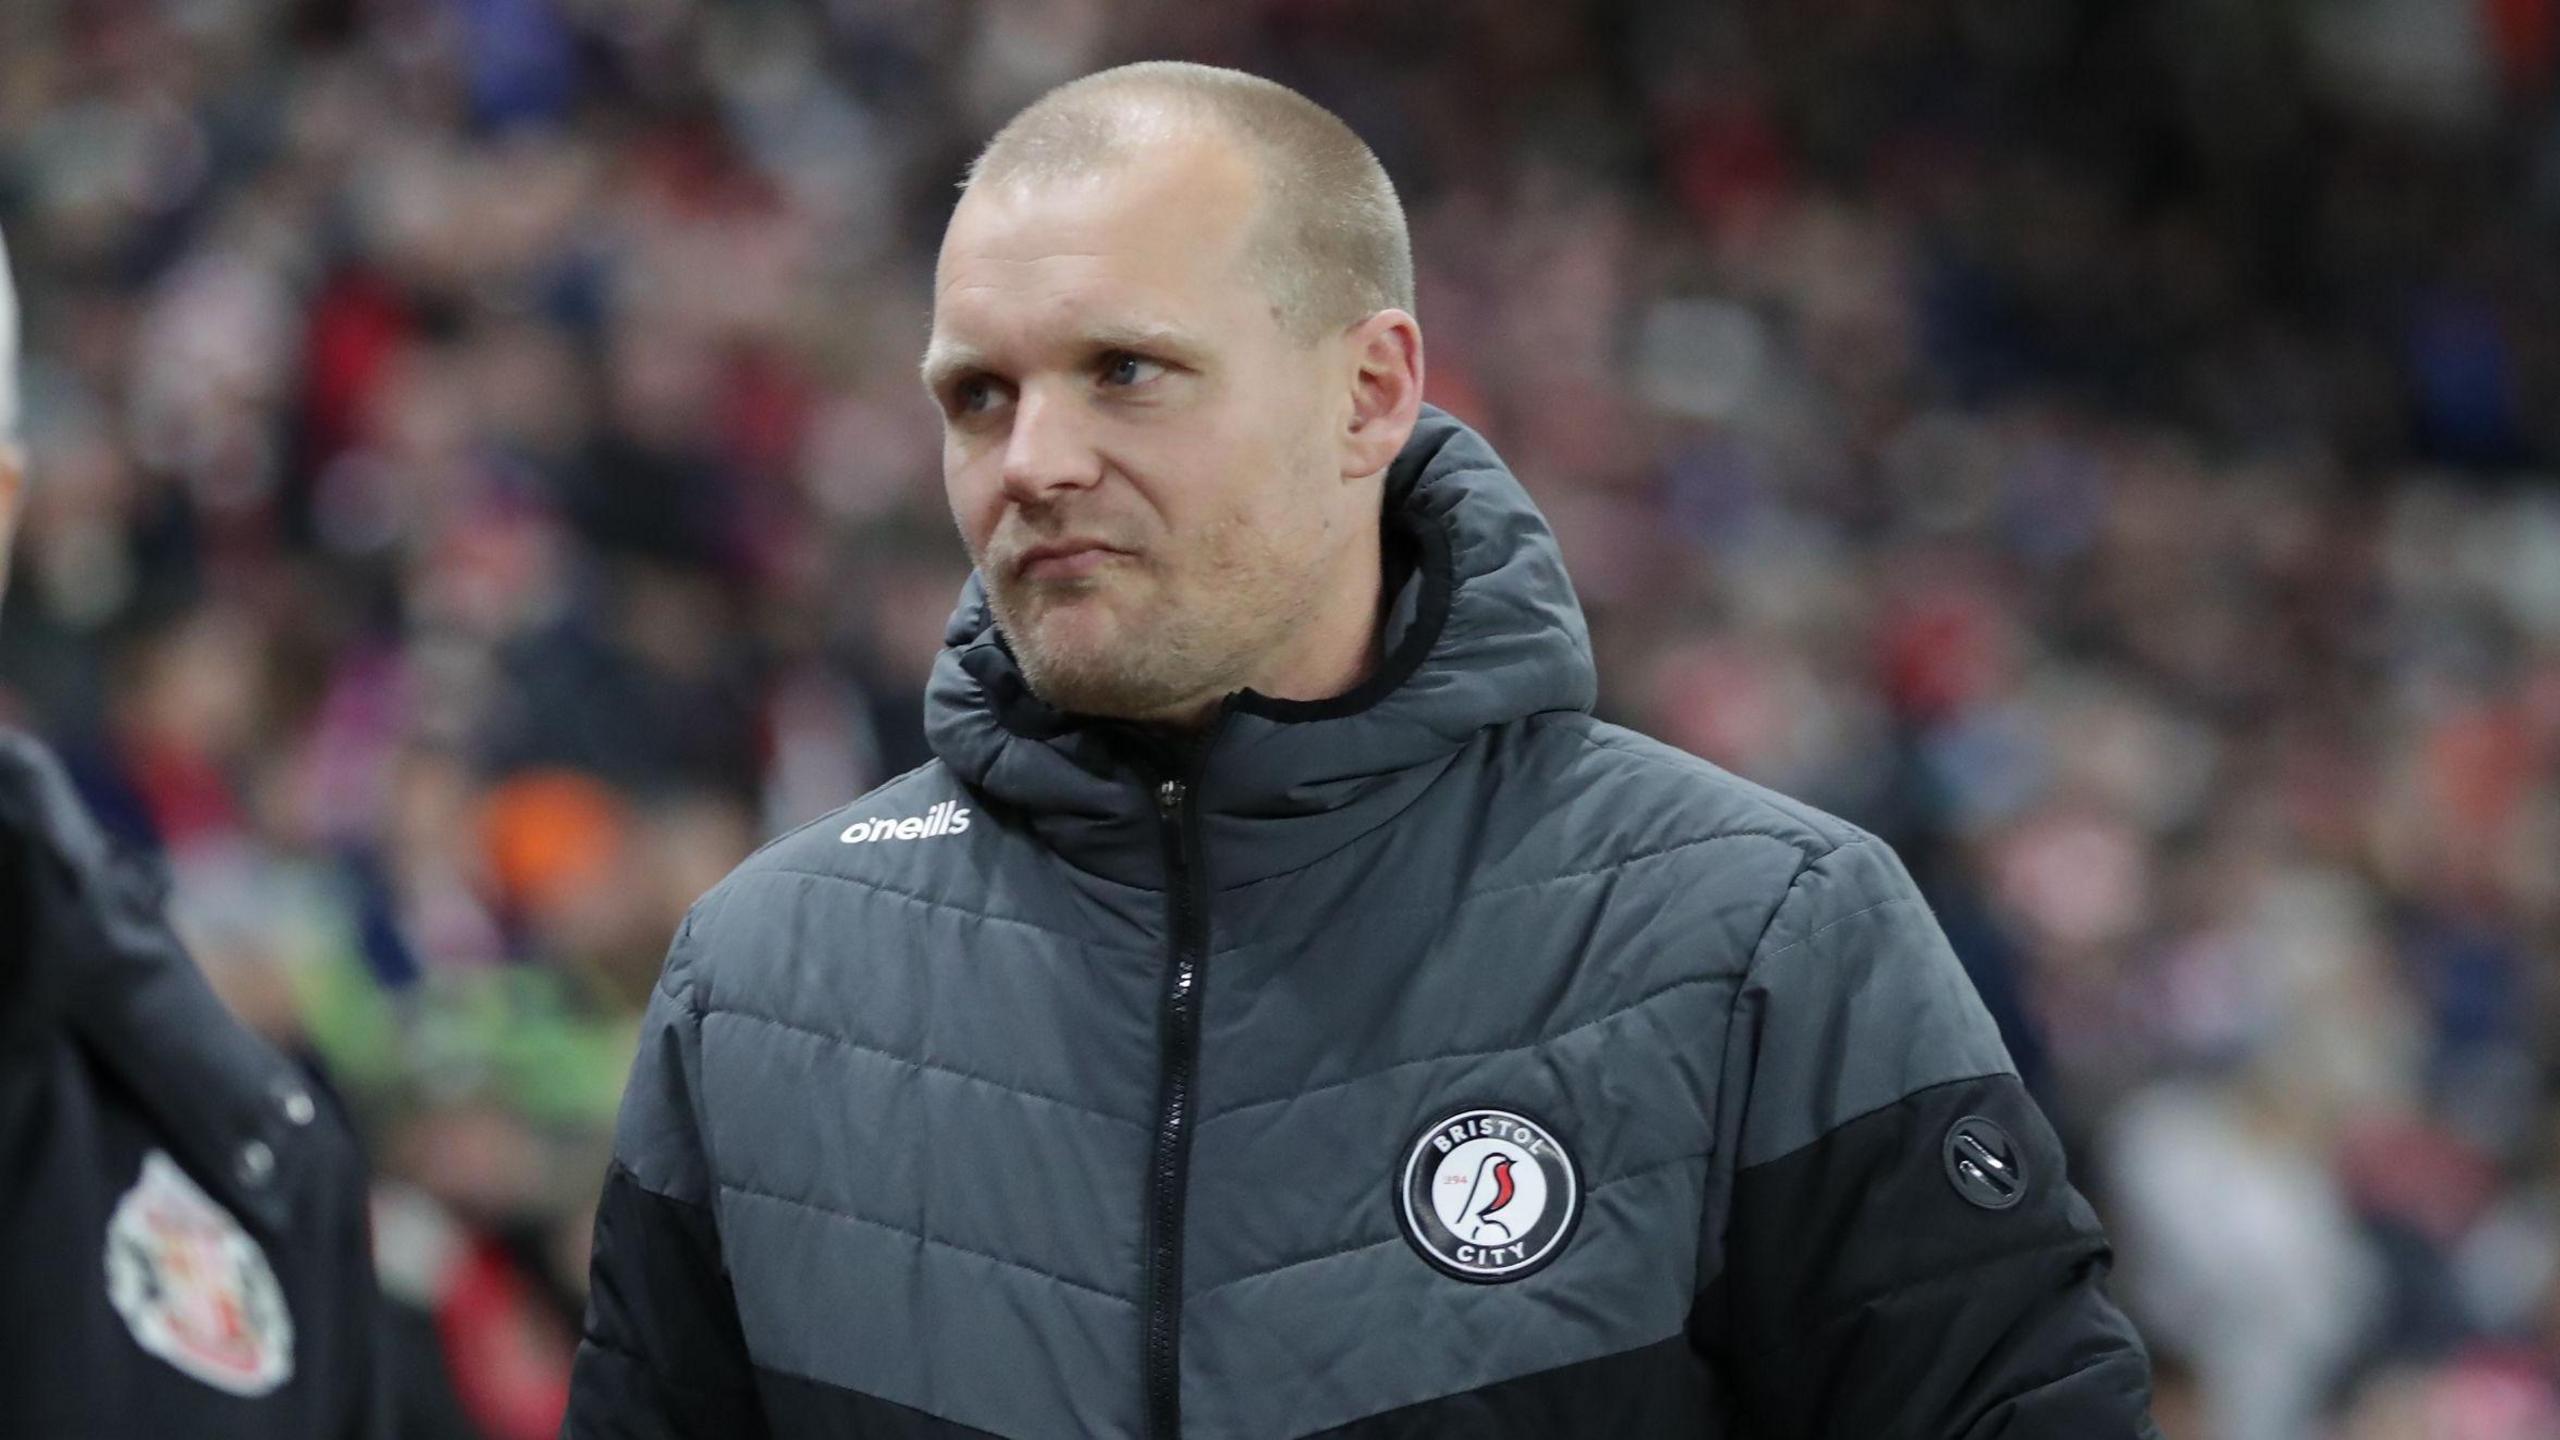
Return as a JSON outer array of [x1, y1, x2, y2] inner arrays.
[[3, 0, 2558, 1435]]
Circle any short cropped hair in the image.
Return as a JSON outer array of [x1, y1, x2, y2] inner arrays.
[[965, 62, 1414, 342]]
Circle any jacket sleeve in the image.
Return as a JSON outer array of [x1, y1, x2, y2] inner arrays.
[[0, 821, 58, 1160], [564, 911, 768, 1439], [1692, 837, 2160, 1439], [329, 1104, 397, 1440], [0, 738, 78, 1159]]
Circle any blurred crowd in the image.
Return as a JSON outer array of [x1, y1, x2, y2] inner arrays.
[[3, 1, 2559, 1436]]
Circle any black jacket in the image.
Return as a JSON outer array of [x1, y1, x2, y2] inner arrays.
[[0, 732, 385, 1438], [567, 408, 2157, 1437]]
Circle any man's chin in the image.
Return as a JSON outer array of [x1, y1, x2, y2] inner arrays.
[[1014, 647, 1134, 714], [1006, 600, 1116, 664], [1010, 637, 1192, 722], [996, 608, 1115, 700]]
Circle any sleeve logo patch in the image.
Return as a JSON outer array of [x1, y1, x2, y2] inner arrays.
[[1397, 1107, 1581, 1283], [104, 1150, 296, 1396], [1943, 1115, 2028, 1210]]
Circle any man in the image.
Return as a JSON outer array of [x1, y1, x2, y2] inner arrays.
[[568, 63, 2159, 1439], [0, 226, 386, 1436]]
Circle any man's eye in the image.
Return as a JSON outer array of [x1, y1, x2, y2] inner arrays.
[[1101, 353, 1166, 387], [953, 377, 998, 414]]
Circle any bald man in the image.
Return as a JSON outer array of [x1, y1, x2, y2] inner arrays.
[[566, 64, 2158, 1440]]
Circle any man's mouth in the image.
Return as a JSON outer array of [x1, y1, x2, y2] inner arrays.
[[1014, 539, 1127, 581]]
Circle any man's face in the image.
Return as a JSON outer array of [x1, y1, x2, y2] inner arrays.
[[926, 134, 1360, 722]]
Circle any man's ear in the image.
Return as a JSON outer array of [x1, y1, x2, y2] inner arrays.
[[1341, 308, 1423, 481]]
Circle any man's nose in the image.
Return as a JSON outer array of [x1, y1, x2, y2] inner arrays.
[[998, 386, 1103, 504]]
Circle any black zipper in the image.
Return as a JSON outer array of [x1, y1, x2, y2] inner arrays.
[[1143, 754, 1211, 1440]]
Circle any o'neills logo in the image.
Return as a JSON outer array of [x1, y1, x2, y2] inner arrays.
[[1397, 1107, 1580, 1283], [840, 801, 972, 844]]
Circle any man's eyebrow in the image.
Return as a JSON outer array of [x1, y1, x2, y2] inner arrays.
[[919, 341, 987, 394], [1079, 321, 1208, 358]]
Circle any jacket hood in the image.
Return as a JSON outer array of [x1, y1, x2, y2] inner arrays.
[[925, 405, 1595, 888]]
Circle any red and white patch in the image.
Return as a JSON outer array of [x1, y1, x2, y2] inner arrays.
[[104, 1150, 295, 1396]]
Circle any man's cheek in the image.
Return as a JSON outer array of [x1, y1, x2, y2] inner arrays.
[[944, 464, 1000, 546]]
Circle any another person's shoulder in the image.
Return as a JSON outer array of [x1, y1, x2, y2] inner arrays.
[[0, 727, 112, 864], [0, 724, 372, 1278]]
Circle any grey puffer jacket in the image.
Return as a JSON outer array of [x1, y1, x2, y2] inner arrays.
[[565, 407, 2158, 1439]]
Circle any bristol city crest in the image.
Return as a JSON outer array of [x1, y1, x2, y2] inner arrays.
[[1397, 1107, 1580, 1283], [104, 1149, 295, 1396]]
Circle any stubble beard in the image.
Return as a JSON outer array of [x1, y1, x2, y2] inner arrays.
[[990, 530, 1319, 723]]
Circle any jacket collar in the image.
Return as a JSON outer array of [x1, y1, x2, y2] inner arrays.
[[0, 733, 316, 1233], [925, 406, 1597, 889]]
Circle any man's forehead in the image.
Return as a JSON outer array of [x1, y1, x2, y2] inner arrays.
[[928, 159, 1264, 367], [936, 139, 1259, 295]]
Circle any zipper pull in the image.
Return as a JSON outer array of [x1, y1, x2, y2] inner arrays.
[[1157, 778, 1185, 816]]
